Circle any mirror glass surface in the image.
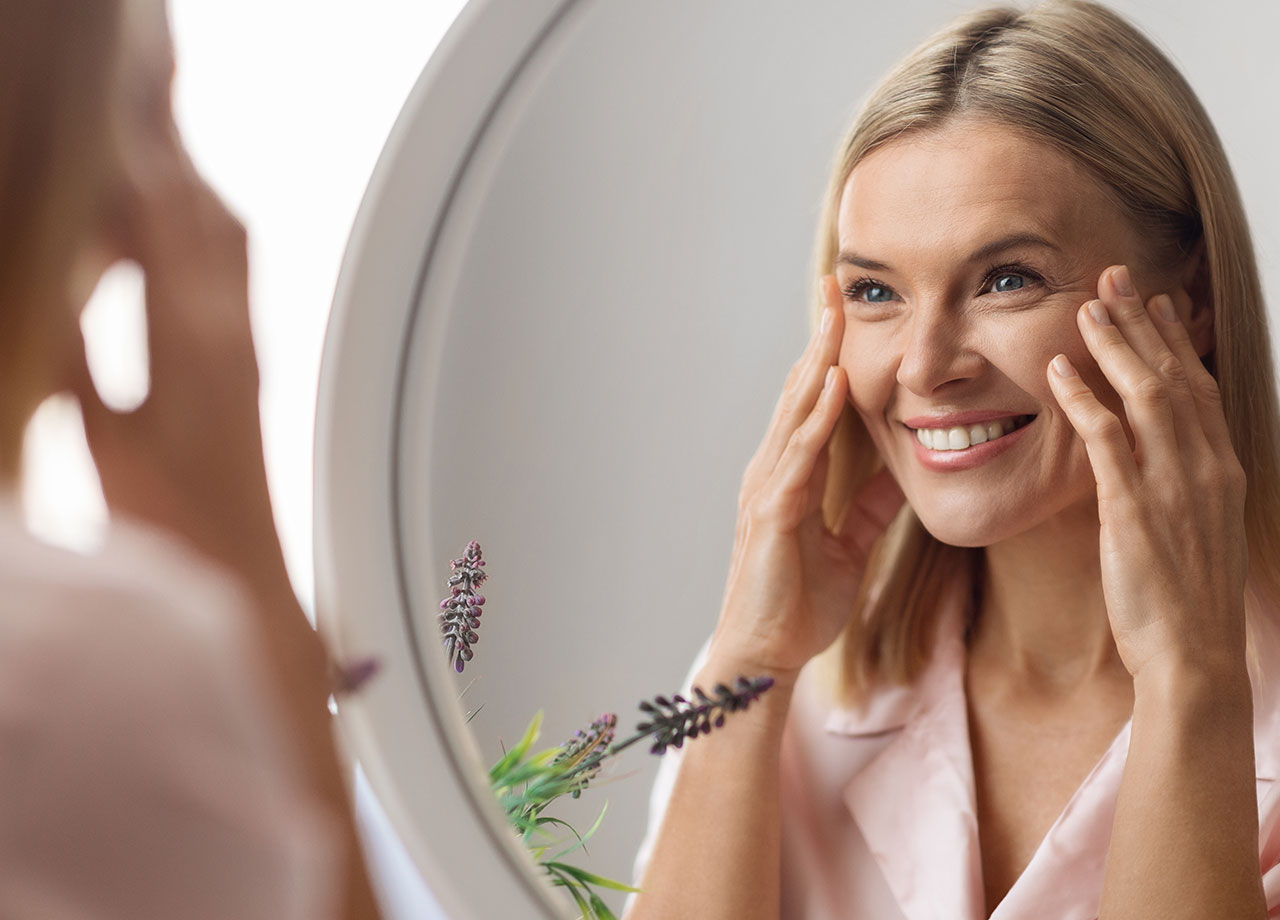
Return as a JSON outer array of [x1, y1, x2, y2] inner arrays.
[[318, 1, 1280, 916]]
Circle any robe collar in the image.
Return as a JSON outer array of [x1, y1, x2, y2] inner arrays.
[[824, 572, 1280, 920]]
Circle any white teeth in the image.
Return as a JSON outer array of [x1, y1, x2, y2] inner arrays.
[[915, 415, 1029, 451]]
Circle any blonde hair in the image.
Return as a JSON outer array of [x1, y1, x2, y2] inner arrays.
[[809, 0, 1280, 701], [0, 0, 124, 481]]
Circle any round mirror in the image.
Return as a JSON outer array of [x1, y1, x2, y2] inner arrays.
[[314, 1, 1280, 917]]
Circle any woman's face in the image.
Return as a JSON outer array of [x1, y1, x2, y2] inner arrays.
[[833, 117, 1191, 547]]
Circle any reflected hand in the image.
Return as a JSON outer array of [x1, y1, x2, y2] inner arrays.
[[708, 275, 906, 683], [1045, 264, 1248, 680]]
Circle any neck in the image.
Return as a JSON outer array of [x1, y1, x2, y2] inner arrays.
[[970, 498, 1128, 690]]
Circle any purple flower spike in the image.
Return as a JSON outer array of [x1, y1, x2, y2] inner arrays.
[[553, 713, 618, 798], [439, 541, 488, 673], [610, 675, 777, 757]]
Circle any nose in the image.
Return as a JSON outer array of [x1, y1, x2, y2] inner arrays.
[[894, 301, 984, 395]]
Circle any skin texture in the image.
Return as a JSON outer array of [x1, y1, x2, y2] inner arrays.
[[628, 116, 1264, 920]]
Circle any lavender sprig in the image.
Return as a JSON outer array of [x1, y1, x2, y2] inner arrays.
[[551, 713, 618, 798], [439, 541, 487, 673], [610, 676, 776, 756]]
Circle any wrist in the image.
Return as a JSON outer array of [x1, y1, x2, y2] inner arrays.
[[1132, 653, 1253, 729], [701, 639, 803, 694]]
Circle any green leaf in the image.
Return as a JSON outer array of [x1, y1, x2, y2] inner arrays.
[[547, 869, 593, 918], [495, 753, 564, 789], [489, 711, 543, 782], [548, 801, 608, 862], [543, 861, 641, 893], [534, 814, 583, 839], [588, 891, 618, 920]]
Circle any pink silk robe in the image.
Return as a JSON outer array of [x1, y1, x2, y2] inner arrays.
[[631, 570, 1280, 919], [0, 496, 342, 920]]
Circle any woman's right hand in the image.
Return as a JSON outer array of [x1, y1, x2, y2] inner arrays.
[[68, 4, 290, 607], [707, 275, 906, 683]]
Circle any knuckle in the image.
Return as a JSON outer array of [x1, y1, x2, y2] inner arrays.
[[1197, 464, 1227, 493], [787, 420, 815, 452], [1131, 374, 1169, 407], [1226, 459, 1247, 495], [779, 388, 803, 419], [1154, 353, 1188, 386], [1113, 300, 1147, 323], [1063, 388, 1100, 415], [1194, 372, 1224, 406], [1086, 410, 1126, 442]]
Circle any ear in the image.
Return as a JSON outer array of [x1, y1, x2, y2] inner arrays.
[[1177, 235, 1214, 359]]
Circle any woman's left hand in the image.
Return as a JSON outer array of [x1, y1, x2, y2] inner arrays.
[[1045, 264, 1249, 681]]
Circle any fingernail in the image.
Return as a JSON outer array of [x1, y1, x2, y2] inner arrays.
[[821, 305, 833, 334], [1155, 294, 1178, 323], [1051, 354, 1076, 378], [1087, 300, 1112, 325], [825, 365, 837, 388], [1111, 265, 1135, 297]]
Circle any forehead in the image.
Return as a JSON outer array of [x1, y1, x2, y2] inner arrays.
[[837, 117, 1132, 262]]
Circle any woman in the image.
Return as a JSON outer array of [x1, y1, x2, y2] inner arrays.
[[0, 1, 382, 917], [627, 1, 1280, 918]]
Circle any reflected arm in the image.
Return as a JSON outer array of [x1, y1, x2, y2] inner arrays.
[[624, 652, 795, 920], [1099, 660, 1266, 919]]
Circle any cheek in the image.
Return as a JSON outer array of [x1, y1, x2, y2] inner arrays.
[[1054, 315, 1128, 425], [836, 330, 902, 462], [838, 330, 894, 414]]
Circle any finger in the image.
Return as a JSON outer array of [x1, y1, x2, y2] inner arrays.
[[1046, 353, 1139, 495], [65, 334, 114, 429], [1144, 292, 1236, 460], [1098, 266, 1206, 462], [1077, 296, 1181, 467], [839, 465, 906, 559], [1099, 266, 1185, 380], [754, 364, 848, 529], [743, 279, 844, 491]]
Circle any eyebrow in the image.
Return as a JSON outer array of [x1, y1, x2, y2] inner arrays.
[[835, 232, 1062, 272]]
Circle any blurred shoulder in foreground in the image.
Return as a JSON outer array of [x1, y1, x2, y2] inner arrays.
[[0, 501, 343, 920]]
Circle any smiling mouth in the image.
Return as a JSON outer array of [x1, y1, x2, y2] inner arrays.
[[910, 414, 1036, 451]]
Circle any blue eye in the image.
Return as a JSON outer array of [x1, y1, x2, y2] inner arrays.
[[841, 277, 897, 304], [991, 273, 1025, 293]]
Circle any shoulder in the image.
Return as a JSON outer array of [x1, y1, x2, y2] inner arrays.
[[0, 511, 343, 919], [0, 509, 278, 770], [0, 509, 254, 671]]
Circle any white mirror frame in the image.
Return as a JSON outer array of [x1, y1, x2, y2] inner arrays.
[[314, 1, 579, 916]]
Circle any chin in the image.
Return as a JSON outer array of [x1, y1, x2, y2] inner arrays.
[[906, 490, 1038, 548]]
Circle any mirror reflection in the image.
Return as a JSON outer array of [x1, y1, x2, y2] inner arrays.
[[383, 0, 1280, 917]]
